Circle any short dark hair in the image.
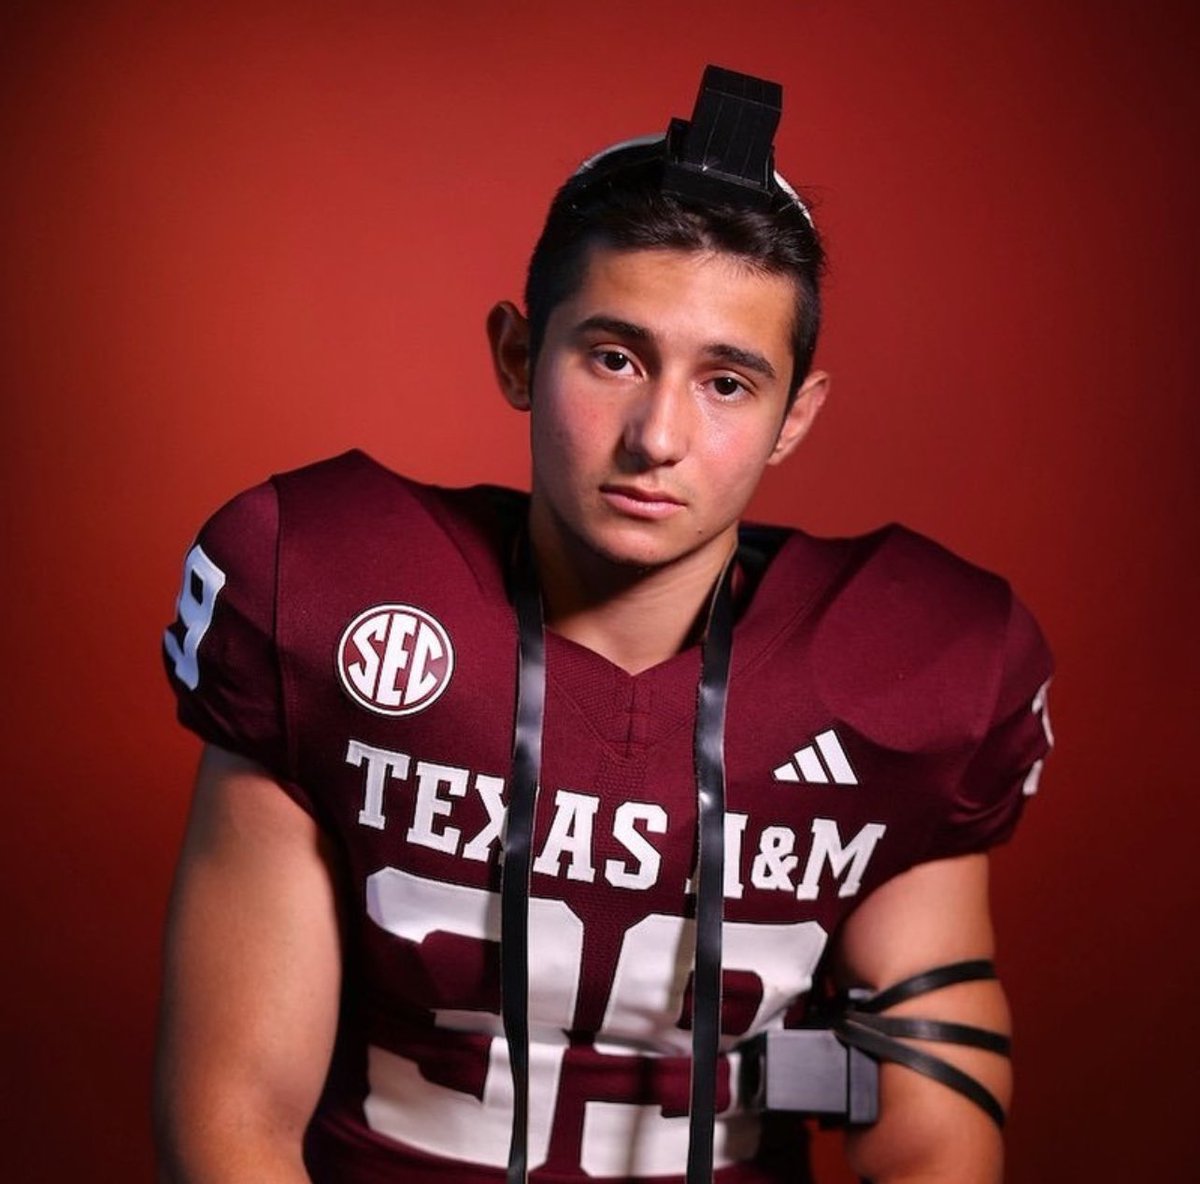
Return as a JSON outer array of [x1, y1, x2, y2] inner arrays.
[[524, 142, 826, 396]]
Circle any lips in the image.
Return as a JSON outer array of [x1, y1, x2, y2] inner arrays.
[[600, 483, 685, 519]]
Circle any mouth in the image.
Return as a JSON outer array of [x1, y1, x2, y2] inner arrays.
[[600, 483, 686, 520]]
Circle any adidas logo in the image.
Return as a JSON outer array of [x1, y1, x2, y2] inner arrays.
[[773, 729, 858, 785]]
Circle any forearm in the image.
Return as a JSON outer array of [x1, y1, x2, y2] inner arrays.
[[155, 1112, 312, 1184], [844, 1073, 1005, 1183], [154, 1010, 319, 1184], [835, 856, 1012, 1183], [155, 747, 341, 1184], [852, 1169, 1000, 1184]]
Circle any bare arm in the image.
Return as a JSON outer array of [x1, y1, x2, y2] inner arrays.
[[836, 854, 1011, 1184], [154, 745, 343, 1183]]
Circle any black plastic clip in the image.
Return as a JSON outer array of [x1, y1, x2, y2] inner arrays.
[[662, 65, 783, 208]]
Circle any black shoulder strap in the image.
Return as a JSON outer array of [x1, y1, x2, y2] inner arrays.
[[686, 556, 736, 1184], [501, 531, 545, 1184], [502, 540, 737, 1183]]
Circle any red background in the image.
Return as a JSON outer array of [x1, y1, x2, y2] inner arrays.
[[2, 2, 1196, 1179]]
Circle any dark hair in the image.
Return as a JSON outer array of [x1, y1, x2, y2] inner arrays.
[[524, 142, 826, 396]]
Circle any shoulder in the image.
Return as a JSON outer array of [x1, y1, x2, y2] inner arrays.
[[757, 520, 1020, 643], [198, 450, 525, 568], [839, 523, 1052, 714], [757, 522, 1051, 750], [261, 451, 525, 601], [165, 452, 527, 786], [834, 522, 1013, 621], [269, 449, 446, 526], [738, 522, 1054, 864]]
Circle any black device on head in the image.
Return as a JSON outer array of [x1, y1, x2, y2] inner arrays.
[[571, 64, 814, 226], [500, 65, 1008, 1184], [662, 66, 783, 208]]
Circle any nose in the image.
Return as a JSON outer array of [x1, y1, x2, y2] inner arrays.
[[621, 378, 690, 469]]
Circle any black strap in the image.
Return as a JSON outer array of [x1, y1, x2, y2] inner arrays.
[[836, 1018, 1008, 1130], [502, 539, 737, 1184], [686, 558, 736, 1184], [502, 532, 546, 1184], [853, 958, 998, 1014], [833, 959, 1010, 1130], [854, 1013, 1011, 1055]]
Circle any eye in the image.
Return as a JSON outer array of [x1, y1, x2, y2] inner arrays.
[[596, 349, 633, 373], [711, 375, 747, 398]]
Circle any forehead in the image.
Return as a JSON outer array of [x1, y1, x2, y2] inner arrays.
[[558, 245, 797, 361]]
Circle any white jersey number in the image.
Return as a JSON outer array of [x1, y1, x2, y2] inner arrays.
[[364, 867, 827, 1175], [164, 543, 226, 690]]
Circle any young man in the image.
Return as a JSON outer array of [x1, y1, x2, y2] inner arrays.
[[157, 68, 1052, 1183]]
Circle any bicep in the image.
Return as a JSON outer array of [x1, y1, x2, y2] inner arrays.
[[836, 854, 1011, 1184], [155, 745, 343, 1178]]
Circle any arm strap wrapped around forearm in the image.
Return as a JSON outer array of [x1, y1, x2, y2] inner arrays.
[[832, 958, 1010, 1129], [743, 959, 1010, 1130]]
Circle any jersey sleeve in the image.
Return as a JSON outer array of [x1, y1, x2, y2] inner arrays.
[[929, 590, 1054, 859], [162, 480, 310, 810]]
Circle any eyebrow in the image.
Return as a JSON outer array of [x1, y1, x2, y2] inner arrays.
[[705, 343, 777, 381], [571, 315, 778, 380], [572, 315, 651, 343]]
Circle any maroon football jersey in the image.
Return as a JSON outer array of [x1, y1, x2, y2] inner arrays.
[[163, 450, 1052, 1183]]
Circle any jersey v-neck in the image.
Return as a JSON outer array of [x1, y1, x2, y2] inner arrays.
[[536, 523, 859, 759], [399, 454, 859, 756]]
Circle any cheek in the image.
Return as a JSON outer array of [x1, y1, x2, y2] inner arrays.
[[701, 416, 780, 483], [534, 393, 613, 466]]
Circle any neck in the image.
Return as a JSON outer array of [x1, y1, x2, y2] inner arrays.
[[529, 517, 736, 675]]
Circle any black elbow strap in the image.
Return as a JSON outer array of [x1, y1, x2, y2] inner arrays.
[[743, 959, 1010, 1131], [851, 957, 1000, 1014], [833, 958, 1010, 1130], [844, 1011, 1010, 1055]]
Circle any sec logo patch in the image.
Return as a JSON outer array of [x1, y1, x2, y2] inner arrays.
[[337, 604, 454, 716]]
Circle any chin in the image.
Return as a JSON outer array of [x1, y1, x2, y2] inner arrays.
[[584, 539, 667, 571], [581, 524, 708, 574]]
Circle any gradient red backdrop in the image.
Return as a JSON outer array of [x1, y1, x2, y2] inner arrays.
[[3, 2, 1197, 1180]]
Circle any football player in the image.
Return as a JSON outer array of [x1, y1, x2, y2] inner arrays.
[[157, 67, 1052, 1184]]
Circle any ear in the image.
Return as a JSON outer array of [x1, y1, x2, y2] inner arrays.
[[768, 369, 830, 466], [487, 301, 532, 411]]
